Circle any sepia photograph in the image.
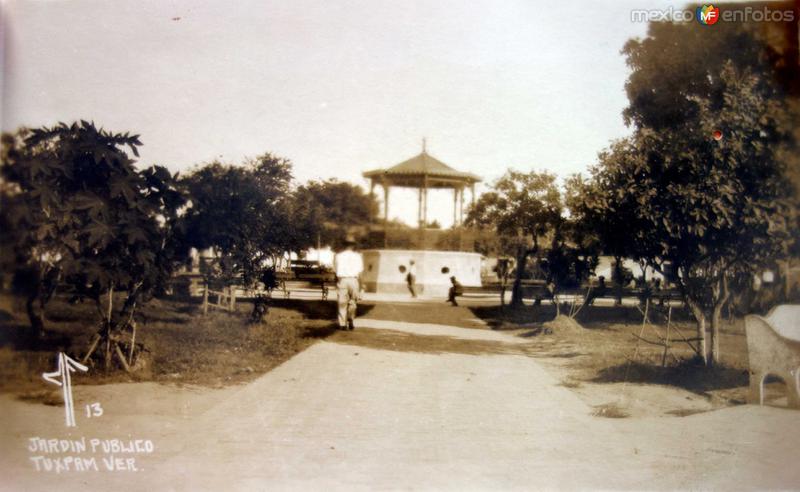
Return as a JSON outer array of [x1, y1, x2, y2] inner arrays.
[[0, 0, 798, 489]]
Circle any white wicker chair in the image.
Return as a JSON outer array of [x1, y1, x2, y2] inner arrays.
[[744, 305, 800, 408]]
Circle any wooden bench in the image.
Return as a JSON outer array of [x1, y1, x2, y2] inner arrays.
[[461, 281, 548, 298], [279, 278, 332, 300], [462, 282, 683, 307], [744, 305, 800, 408]]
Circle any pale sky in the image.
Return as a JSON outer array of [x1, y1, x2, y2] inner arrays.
[[2, 0, 690, 226]]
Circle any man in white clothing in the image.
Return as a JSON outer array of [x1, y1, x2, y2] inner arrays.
[[333, 235, 363, 330]]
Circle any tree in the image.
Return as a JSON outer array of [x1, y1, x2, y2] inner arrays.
[[575, 141, 662, 305], [512, 174, 601, 316], [466, 170, 562, 307], [554, 174, 602, 313], [1, 122, 186, 364], [590, 50, 796, 365], [621, 18, 796, 131], [290, 179, 378, 250], [181, 154, 295, 291]]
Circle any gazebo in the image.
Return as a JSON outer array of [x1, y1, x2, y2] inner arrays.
[[363, 142, 481, 228], [359, 143, 484, 296]]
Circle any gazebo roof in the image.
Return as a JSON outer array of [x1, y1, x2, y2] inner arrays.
[[363, 151, 481, 188]]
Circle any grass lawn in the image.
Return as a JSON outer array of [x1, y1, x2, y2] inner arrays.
[[1, 291, 788, 417], [0, 292, 336, 400], [469, 302, 766, 413]]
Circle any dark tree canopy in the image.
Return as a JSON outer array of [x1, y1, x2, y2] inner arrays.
[[622, 19, 798, 130], [291, 179, 378, 249], [1, 121, 186, 336], [181, 154, 295, 287]]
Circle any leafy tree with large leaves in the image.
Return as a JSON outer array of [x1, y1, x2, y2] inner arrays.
[[466, 170, 562, 307], [590, 19, 798, 366], [181, 154, 295, 291], [1, 122, 186, 357]]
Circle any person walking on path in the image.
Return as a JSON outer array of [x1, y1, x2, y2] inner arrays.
[[406, 260, 418, 298], [334, 236, 363, 330]]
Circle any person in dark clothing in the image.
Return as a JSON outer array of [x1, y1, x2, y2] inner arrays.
[[447, 276, 463, 306], [261, 267, 278, 297], [588, 275, 607, 305], [406, 260, 418, 298]]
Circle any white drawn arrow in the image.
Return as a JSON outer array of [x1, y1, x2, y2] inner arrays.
[[43, 353, 88, 427]]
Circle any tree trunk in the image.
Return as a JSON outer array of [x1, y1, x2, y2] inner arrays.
[[710, 306, 722, 367], [25, 293, 45, 337], [639, 261, 648, 307], [698, 314, 708, 367], [104, 286, 114, 371], [510, 249, 528, 307], [709, 274, 730, 366], [24, 266, 60, 337], [118, 282, 143, 326], [686, 298, 709, 366], [613, 256, 623, 306], [783, 260, 791, 301], [104, 325, 112, 371]]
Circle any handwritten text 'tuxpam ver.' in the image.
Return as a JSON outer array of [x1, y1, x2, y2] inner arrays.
[[28, 437, 155, 473]]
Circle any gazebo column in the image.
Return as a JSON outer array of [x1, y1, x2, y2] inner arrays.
[[452, 187, 459, 227], [383, 183, 390, 223], [423, 178, 429, 227], [471, 183, 476, 210], [383, 183, 390, 248], [369, 179, 376, 222], [417, 187, 423, 227], [459, 187, 465, 224]]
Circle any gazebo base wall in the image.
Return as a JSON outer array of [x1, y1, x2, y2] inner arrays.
[[361, 249, 482, 298]]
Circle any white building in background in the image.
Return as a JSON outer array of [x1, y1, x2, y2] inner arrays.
[[360, 249, 482, 298], [304, 247, 335, 268], [593, 256, 665, 285]]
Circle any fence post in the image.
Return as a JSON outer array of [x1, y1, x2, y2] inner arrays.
[[229, 285, 236, 312], [202, 282, 209, 315]]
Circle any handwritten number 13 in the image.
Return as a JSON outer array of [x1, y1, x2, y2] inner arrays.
[[85, 402, 104, 418]]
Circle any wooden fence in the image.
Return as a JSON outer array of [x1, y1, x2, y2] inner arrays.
[[201, 284, 237, 314]]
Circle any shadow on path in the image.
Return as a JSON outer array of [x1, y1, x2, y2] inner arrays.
[[326, 328, 526, 357], [469, 304, 697, 330], [361, 302, 486, 329], [268, 298, 375, 320], [592, 360, 749, 395]]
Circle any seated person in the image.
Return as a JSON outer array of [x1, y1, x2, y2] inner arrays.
[[587, 275, 607, 305], [448, 276, 464, 306], [261, 267, 279, 296]]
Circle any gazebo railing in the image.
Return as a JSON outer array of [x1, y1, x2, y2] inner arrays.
[[365, 225, 477, 252]]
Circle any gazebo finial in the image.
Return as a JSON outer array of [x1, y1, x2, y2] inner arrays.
[[422, 137, 427, 154]]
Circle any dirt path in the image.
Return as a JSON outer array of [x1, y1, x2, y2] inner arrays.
[[2, 303, 799, 490]]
